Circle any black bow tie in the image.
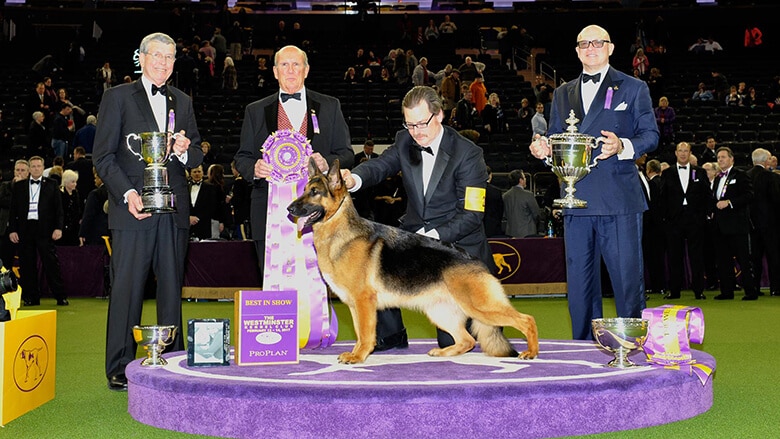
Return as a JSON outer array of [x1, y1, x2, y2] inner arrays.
[[191, 181, 201, 186], [30, 179, 41, 185], [678, 165, 688, 170], [416, 145, 433, 155], [582, 73, 601, 84], [280, 92, 301, 103], [151, 84, 167, 95]]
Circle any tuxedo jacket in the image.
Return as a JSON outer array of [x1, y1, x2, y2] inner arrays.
[[8, 177, 64, 238], [189, 181, 223, 239], [659, 164, 711, 223], [746, 165, 780, 232], [353, 151, 379, 168], [233, 88, 354, 239], [548, 66, 659, 216], [352, 126, 490, 264], [711, 166, 753, 235], [700, 147, 717, 165], [93, 80, 203, 231]]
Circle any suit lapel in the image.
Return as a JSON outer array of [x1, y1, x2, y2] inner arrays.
[[401, 135, 425, 210], [264, 99, 279, 132], [425, 131, 453, 205], [166, 90, 177, 132], [131, 81, 160, 132], [306, 95, 321, 140], [581, 67, 624, 134]]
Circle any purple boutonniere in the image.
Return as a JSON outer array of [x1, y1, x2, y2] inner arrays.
[[692, 169, 697, 181], [311, 109, 320, 134], [605, 87, 615, 110]]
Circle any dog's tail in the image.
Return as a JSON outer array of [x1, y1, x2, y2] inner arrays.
[[470, 319, 518, 357]]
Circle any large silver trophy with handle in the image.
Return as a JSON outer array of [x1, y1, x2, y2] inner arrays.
[[543, 110, 604, 208], [592, 318, 648, 368], [126, 131, 179, 213]]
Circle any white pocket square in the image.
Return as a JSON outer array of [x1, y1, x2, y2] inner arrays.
[[614, 102, 628, 111], [729, 179, 737, 184]]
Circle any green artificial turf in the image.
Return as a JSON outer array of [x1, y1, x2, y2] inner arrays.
[[3, 293, 778, 438]]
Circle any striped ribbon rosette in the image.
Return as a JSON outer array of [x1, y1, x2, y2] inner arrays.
[[261, 130, 338, 349]]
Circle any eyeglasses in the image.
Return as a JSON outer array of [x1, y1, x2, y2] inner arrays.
[[577, 40, 611, 49], [147, 52, 176, 63], [403, 113, 435, 131]]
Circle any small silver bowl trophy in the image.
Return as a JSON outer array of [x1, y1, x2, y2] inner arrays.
[[133, 325, 178, 367], [591, 318, 648, 368], [126, 131, 179, 213], [543, 110, 603, 208]]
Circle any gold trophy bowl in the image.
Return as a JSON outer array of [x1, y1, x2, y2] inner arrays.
[[543, 110, 604, 208], [133, 325, 178, 367], [591, 318, 648, 368]]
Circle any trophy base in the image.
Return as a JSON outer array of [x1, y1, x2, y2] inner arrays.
[[140, 357, 169, 367], [553, 197, 588, 209], [606, 352, 641, 368], [141, 190, 176, 214]]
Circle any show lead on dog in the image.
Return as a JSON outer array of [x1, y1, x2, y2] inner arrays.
[[341, 85, 493, 351], [94, 32, 203, 391], [529, 25, 659, 340], [234, 45, 354, 274]]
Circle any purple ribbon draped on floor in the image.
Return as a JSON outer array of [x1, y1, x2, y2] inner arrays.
[[642, 305, 714, 384], [261, 130, 337, 349]]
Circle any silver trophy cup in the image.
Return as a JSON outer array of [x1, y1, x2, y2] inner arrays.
[[543, 110, 604, 208], [126, 131, 178, 213], [133, 325, 178, 367], [591, 318, 648, 368]]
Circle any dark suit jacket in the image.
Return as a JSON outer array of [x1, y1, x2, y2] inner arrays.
[[352, 126, 491, 266], [746, 165, 780, 232], [700, 147, 717, 164], [93, 80, 203, 231], [353, 151, 379, 169], [78, 184, 109, 245], [65, 157, 96, 203], [189, 181, 223, 239], [8, 177, 64, 238], [660, 164, 711, 224], [548, 66, 659, 216], [234, 88, 354, 239], [712, 166, 753, 235]]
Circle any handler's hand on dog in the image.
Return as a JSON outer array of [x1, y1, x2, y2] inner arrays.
[[310, 152, 328, 172], [340, 169, 356, 189], [254, 159, 272, 179]]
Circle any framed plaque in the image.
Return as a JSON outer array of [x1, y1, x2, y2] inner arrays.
[[187, 318, 230, 367]]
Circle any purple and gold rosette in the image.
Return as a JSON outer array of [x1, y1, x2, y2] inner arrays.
[[642, 305, 715, 384], [261, 129, 337, 349]]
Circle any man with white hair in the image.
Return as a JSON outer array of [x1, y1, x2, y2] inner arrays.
[[74, 114, 97, 154], [747, 147, 780, 296]]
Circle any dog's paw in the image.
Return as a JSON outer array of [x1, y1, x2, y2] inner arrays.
[[338, 352, 365, 364], [518, 350, 537, 360], [427, 347, 446, 357]]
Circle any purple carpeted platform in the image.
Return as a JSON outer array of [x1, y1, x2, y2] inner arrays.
[[126, 339, 714, 439]]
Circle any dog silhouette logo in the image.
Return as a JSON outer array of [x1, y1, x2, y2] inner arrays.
[[489, 240, 522, 281], [14, 335, 49, 392]]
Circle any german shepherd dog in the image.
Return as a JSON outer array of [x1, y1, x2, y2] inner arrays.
[[287, 159, 539, 364]]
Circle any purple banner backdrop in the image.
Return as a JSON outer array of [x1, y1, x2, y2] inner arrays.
[[489, 238, 566, 284]]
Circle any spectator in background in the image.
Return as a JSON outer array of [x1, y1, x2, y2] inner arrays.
[[411, 57, 435, 87], [222, 56, 238, 91], [201, 140, 218, 170], [51, 103, 74, 160], [632, 48, 649, 80], [28, 111, 50, 160], [59, 169, 82, 246], [646, 67, 665, 105], [725, 85, 743, 108], [502, 169, 539, 238], [78, 167, 109, 246], [95, 62, 117, 99], [458, 56, 478, 84], [711, 71, 729, 101], [482, 93, 509, 135], [654, 96, 676, 152], [73, 115, 97, 154], [65, 146, 96, 205], [483, 166, 505, 238], [532, 102, 547, 140], [691, 82, 714, 102], [469, 74, 488, 115], [227, 160, 252, 240]]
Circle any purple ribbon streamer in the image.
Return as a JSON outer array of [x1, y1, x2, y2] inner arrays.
[[604, 87, 613, 110]]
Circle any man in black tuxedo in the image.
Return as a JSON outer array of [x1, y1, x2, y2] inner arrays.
[[660, 142, 710, 300], [234, 45, 354, 274], [700, 136, 718, 164], [353, 139, 379, 167], [342, 86, 492, 350], [641, 158, 666, 296], [746, 148, 780, 296], [711, 146, 758, 301], [351, 139, 380, 219], [93, 32, 203, 391], [65, 146, 96, 205], [8, 156, 67, 307], [188, 164, 223, 240]]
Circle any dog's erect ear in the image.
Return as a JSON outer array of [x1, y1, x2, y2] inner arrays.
[[307, 157, 320, 179], [327, 159, 342, 190]]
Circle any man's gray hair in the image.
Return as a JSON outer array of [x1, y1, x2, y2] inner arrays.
[[402, 86, 443, 116], [752, 147, 771, 165], [140, 32, 176, 54]]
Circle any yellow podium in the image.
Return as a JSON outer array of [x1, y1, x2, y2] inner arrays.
[[0, 310, 57, 426]]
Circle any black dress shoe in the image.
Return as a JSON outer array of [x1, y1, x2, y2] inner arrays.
[[108, 374, 128, 391], [742, 295, 758, 301], [713, 294, 734, 300], [770, 291, 780, 297], [695, 293, 706, 300], [663, 293, 681, 300], [373, 331, 409, 352], [756, 291, 765, 296], [57, 299, 69, 306]]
